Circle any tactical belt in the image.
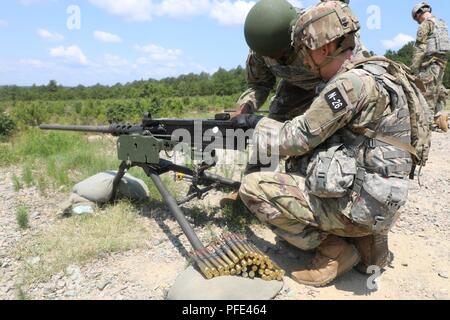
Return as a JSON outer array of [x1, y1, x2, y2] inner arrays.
[[353, 127, 417, 159]]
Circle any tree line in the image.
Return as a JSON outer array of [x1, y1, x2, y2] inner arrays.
[[0, 43, 448, 104], [0, 67, 247, 102]]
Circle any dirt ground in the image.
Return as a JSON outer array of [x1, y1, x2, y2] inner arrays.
[[0, 131, 449, 300]]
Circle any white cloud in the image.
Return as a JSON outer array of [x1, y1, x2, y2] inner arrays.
[[37, 28, 64, 41], [88, 0, 257, 26], [381, 33, 415, 50], [0, 20, 8, 27], [89, 0, 153, 22], [209, 0, 255, 25], [93, 30, 123, 43], [135, 44, 183, 61], [50, 45, 88, 65]]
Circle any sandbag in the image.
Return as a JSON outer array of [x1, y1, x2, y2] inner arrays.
[[167, 266, 283, 300], [73, 171, 150, 204]]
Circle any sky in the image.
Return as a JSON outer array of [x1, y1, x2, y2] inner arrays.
[[0, 0, 449, 86]]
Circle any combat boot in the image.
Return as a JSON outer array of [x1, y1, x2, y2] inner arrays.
[[435, 114, 448, 132], [291, 235, 360, 287], [351, 234, 393, 274]]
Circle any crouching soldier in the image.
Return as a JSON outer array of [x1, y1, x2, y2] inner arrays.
[[238, 1, 430, 286]]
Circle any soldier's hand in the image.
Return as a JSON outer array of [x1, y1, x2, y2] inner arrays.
[[229, 102, 254, 119], [231, 114, 264, 128]]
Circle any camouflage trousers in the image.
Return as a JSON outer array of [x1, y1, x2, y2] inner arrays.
[[239, 172, 371, 251], [268, 80, 317, 122], [419, 58, 448, 117]]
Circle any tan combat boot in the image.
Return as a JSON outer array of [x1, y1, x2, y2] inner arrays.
[[352, 234, 393, 274], [291, 235, 360, 287], [219, 191, 240, 208], [435, 114, 449, 132]]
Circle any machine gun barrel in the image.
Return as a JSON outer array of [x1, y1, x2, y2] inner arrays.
[[39, 123, 144, 135]]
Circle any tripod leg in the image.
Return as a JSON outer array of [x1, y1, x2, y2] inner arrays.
[[144, 167, 204, 251], [110, 161, 129, 203]]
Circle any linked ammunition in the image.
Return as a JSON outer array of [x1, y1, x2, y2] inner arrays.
[[201, 249, 225, 273], [229, 236, 250, 257], [231, 234, 254, 257], [207, 247, 230, 271], [196, 250, 220, 277], [218, 242, 240, 264], [191, 254, 214, 279], [215, 245, 235, 268], [223, 237, 245, 259]]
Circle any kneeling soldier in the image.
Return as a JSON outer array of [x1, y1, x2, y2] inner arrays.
[[238, 1, 430, 286]]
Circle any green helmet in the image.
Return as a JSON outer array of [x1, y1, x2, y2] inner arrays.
[[244, 0, 298, 57], [412, 2, 432, 21]]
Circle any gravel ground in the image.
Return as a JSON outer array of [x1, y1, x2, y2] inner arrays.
[[0, 131, 449, 300]]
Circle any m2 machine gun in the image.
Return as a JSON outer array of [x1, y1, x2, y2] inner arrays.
[[40, 112, 284, 280]]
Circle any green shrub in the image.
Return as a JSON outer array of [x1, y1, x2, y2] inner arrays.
[[0, 113, 16, 136], [16, 204, 29, 229]]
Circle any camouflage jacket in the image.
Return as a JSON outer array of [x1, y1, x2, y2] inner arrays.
[[237, 32, 370, 112], [412, 16, 448, 72], [253, 56, 416, 232]]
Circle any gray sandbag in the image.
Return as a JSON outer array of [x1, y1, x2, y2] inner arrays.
[[72, 171, 149, 204], [167, 266, 283, 300]]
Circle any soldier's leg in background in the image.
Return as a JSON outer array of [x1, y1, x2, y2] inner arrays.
[[435, 61, 447, 117], [239, 171, 327, 251], [268, 80, 316, 122], [419, 64, 439, 116]]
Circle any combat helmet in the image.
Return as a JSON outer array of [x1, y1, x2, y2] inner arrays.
[[412, 2, 432, 21], [244, 0, 298, 57], [293, 0, 360, 51]]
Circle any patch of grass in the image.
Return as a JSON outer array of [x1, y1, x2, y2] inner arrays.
[[221, 200, 258, 233], [14, 201, 149, 284], [21, 164, 34, 187], [12, 174, 22, 191], [2, 129, 120, 191], [16, 204, 29, 229], [15, 285, 28, 300], [446, 99, 450, 111], [37, 175, 49, 196]]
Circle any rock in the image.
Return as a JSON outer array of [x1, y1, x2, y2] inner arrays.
[[57, 280, 66, 289], [401, 263, 408, 267], [66, 265, 81, 282], [65, 290, 76, 297], [438, 272, 448, 279], [97, 280, 111, 291], [28, 256, 41, 265]]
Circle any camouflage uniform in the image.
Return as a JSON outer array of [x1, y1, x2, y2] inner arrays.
[[239, 56, 417, 251], [412, 16, 449, 117], [237, 31, 369, 122]]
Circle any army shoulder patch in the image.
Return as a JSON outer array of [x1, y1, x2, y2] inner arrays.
[[324, 88, 348, 113]]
